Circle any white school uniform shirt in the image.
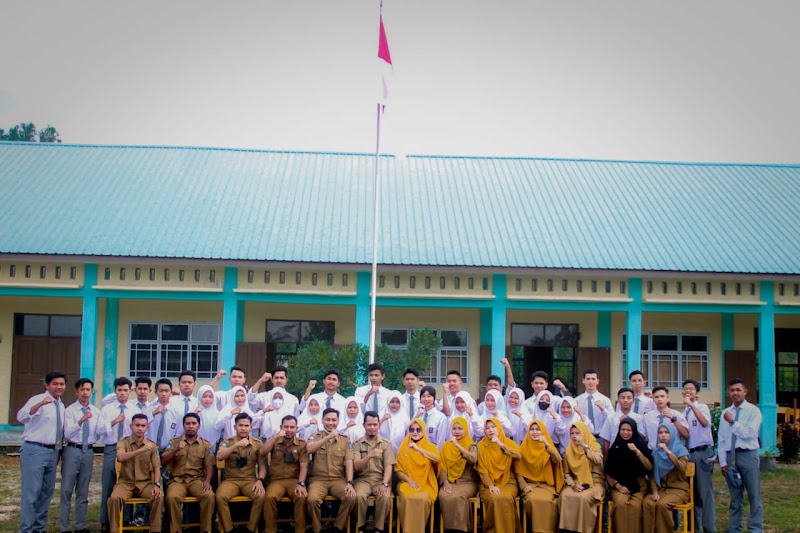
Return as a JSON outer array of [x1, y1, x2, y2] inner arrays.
[[575, 390, 614, 436], [599, 410, 645, 443], [437, 390, 478, 416], [617, 393, 657, 416], [17, 391, 66, 445], [96, 400, 150, 446], [64, 401, 101, 446], [642, 408, 688, 451], [402, 390, 421, 420], [170, 393, 199, 415], [304, 391, 347, 428], [355, 384, 393, 417], [447, 391, 484, 440], [683, 401, 714, 449], [717, 400, 762, 467], [524, 390, 564, 416], [419, 406, 449, 448], [247, 388, 300, 416], [146, 400, 182, 448]]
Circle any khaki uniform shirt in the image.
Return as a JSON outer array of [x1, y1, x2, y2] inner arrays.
[[309, 431, 350, 480], [268, 437, 309, 481], [116, 436, 161, 490], [352, 435, 395, 484], [219, 436, 263, 481], [166, 435, 213, 483]]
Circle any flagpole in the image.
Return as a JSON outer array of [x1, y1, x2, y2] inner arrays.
[[368, 103, 381, 365]]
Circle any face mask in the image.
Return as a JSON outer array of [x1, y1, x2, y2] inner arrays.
[[272, 399, 284, 409], [538, 401, 550, 411]]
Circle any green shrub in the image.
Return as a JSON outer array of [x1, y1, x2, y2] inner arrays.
[[779, 423, 800, 463]]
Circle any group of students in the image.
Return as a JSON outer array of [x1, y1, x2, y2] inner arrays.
[[17, 360, 763, 533]]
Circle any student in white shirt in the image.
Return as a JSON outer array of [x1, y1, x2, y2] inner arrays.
[[419, 386, 449, 448], [212, 366, 248, 410], [447, 390, 483, 440], [259, 386, 297, 439], [505, 387, 532, 444], [477, 389, 513, 439], [301, 370, 347, 424], [60, 377, 101, 533], [641, 386, 689, 451], [438, 370, 477, 417], [297, 398, 322, 441], [620, 370, 657, 416], [574, 369, 614, 443], [147, 378, 181, 449], [718, 378, 762, 533], [476, 374, 504, 416], [401, 368, 422, 421], [215, 385, 262, 439], [17, 371, 67, 533], [379, 391, 409, 452], [195, 384, 222, 452], [340, 397, 366, 441], [529, 390, 560, 439], [355, 363, 393, 417], [681, 379, 716, 533], [599, 387, 644, 455], [553, 397, 593, 453], [247, 366, 300, 416], [517, 370, 570, 414], [170, 370, 199, 415]]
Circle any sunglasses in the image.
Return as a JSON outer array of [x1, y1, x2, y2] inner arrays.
[[408, 427, 422, 433]]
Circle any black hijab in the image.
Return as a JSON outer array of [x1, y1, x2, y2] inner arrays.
[[604, 417, 652, 494]]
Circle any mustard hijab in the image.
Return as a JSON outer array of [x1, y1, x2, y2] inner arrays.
[[396, 418, 440, 499], [476, 417, 520, 486], [515, 419, 565, 490], [440, 417, 476, 483], [564, 421, 601, 487]]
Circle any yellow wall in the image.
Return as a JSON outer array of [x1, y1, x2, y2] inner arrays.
[[0, 297, 83, 424], [243, 302, 356, 344]]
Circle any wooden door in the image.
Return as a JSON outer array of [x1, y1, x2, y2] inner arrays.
[[10, 336, 81, 424], [236, 342, 268, 392], [576, 347, 611, 398], [724, 350, 758, 403]]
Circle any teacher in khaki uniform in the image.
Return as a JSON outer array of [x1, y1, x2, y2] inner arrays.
[[352, 410, 395, 533], [306, 408, 357, 533], [261, 414, 310, 533], [107, 414, 164, 533], [216, 413, 266, 533], [161, 413, 215, 533]]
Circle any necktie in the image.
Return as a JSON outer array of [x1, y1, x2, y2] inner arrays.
[[409, 396, 415, 419], [587, 395, 595, 425], [156, 411, 166, 446], [326, 396, 332, 409], [423, 410, 429, 424], [658, 413, 665, 428], [184, 397, 190, 415], [138, 402, 147, 412], [55, 400, 63, 450], [730, 407, 741, 453], [372, 391, 379, 412], [117, 404, 126, 440], [634, 397, 641, 414], [81, 407, 90, 451]]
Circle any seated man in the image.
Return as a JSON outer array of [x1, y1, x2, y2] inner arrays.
[[306, 408, 357, 533], [215, 413, 266, 533], [107, 414, 163, 533], [352, 411, 395, 533], [261, 415, 309, 533], [161, 413, 215, 533]]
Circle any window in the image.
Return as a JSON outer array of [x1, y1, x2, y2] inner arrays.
[[379, 328, 470, 384], [14, 314, 82, 337], [621, 333, 709, 388], [129, 322, 220, 379], [266, 319, 335, 366]]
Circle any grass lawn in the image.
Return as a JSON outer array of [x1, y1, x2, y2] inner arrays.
[[0, 454, 798, 532]]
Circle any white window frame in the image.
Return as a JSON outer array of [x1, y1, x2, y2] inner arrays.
[[379, 327, 470, 384], [621, 332, 710, 389], [129, 322, 221, 379]]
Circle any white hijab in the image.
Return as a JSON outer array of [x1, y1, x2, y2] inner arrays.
[[505, 387, 531, 443], [342, 396, 365, 441], [260, 387, 294, 439], [196, 385, 221, 450], [297, 398, 322, 440], [215, 385, 260, 439], [379, 390, 409, 452]]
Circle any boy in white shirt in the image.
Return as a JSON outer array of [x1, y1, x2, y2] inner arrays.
[[574, 369, 614, 443]]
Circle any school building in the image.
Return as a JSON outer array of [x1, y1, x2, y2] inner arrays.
[[1, 141, 798, 449]]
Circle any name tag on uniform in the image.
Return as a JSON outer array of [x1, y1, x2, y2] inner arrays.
[[692, 420, 698, 427], [171, 422, 177, 429]]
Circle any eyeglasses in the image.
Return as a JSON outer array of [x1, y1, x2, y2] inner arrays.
[[408, 427, 422, 433]]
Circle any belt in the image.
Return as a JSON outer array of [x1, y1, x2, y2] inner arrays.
[[66, 441, 93, 450], [26, 441, 56, 449], [689, 445, 710, 452], [735, 447, 755, 453]]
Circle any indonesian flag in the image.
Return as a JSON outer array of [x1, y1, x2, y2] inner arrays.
[[378, 15, 392, 109]]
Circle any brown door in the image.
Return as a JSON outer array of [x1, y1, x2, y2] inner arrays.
[[576, 347, 611, 398], [10, 336, 81, 424], [236, 342, 268, 392], [724, 350, 758, 403]]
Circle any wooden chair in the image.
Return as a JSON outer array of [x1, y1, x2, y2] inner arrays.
[[595, 499, 604, 533], [216, 458, 255, 529], [169, 495, 200, 533], [115, 460, 153, 533], [367, 494, 393, 533], [673, 461, 696, 533]]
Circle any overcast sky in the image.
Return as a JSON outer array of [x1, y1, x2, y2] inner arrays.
[[1, 1, 798, 163]]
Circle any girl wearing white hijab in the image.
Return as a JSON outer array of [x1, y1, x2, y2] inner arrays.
[[530, 390, 560, 439], [214, 385, 262, 439], [448, 390, 483, 440], [196, 385, 222, 452], [259, 387, 295, 439], [553, 396, 593, 453], [476, 389, 513, 438], [379, 391, 409, 452], [297, 398, 322, 441], [505, 387, 532, 444], [341, 396, 366, 441]]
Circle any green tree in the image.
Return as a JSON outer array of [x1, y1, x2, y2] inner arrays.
[[0, 122, 61, 142], [286, 329, 441, 398]]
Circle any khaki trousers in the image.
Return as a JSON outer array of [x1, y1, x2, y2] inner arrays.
[[307, 479, 356, 533], [165, 479, 215, 532], [216, 479, 264, 533], [354, 479, 392, 531], [264, 478, 307, 533], [107, 484, 163, 533]]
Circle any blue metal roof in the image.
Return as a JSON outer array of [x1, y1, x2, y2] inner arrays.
[[1, 141, 799, 274]]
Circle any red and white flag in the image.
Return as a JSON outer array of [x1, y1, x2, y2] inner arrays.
[[378, 15, 392, 109]]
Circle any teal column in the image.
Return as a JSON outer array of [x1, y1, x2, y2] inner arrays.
[[355, 271, 371, 346], [79, 264, 98, 381], [597, 311, 611, 349], [721, 313, 735, 405], [103, 298, 119, 396], [480, 308, 492, 345], [625, 278, 643, 380], [490, 275, 507, 379], [221, 267, 240, 389], [757, 282, 777, 452]]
